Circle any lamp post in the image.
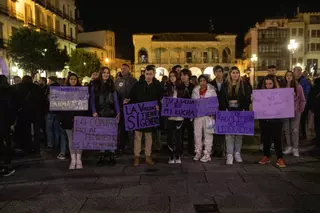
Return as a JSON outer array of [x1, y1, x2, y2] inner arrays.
[[251, 54, 258, 88], [288, 39, 298, 70]]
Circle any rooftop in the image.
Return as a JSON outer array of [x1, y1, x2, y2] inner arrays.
[[148, 33, 234, 42]]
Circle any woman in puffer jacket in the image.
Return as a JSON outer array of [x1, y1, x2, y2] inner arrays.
[[192, 75, 217, 163]]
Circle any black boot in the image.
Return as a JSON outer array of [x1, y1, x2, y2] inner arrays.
[[96, 154, 105, 167], [108, 152, 116, 166]]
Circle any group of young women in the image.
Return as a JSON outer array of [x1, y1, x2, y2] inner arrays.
[[56, 65, 306, 170]]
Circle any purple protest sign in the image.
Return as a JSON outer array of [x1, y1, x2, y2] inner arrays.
[[253, 88, 294, 119], [50, 86, 89, 111], [161, 97, 197, 118], [196, 97, 219, 117], [161, 97, 218, 118], [124, 101, 160, 131], [73, 116, 118, 150], [215, 111, 254, 135]]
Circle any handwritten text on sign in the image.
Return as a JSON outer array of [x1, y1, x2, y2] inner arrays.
[[215, 111, 254, 135], [253, 88, 294, 119], [124, 101, 160, 131], [73, 116, 118, 150], [50, 86, 89, 111], [161, 97, 219, 118]]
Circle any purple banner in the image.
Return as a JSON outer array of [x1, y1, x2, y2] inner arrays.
[[124, 101, 160, 131], [215, 111, 254, 135], [50, 86, 89, 111], [253, 88, 294, 119], [73, 116, 118, 150], [161, 97, 197, 118], [161, 97, 219, 118]]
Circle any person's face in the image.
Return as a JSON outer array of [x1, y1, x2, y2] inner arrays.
[[121, 65, 129, 76], [169, 73, 177, 83], [145, 70, 154, 82], [268, 68, 277, 75], [199, 78, 207, 88], [102, 68, 110, 81], [285, 72, 293, 82], [294, 68, 302, 79], [14, 77, 21, 84], [69, 75, 78, 86], [214, 69, 223, 80], [230, 69, 240, 81], [265, 79, 274, 89], [91, 72, 98, 80], [181, 73, 189, 83]]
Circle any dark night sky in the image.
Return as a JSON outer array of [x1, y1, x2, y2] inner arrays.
[[76, 1, 320, 61]]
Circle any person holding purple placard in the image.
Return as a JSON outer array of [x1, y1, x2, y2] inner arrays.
[[282, 71, 306, 157], [90, 67, 120, 167], [166, 70, 186, 164], [220, 66, 251, 165], [192, 75, 217, 163], [258, 75, 286, 168], [59, 73, 86, 170], [124, 65, 164, 167]]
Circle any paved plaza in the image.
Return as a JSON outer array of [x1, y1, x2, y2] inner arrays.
[[0, 150, 320, 213]]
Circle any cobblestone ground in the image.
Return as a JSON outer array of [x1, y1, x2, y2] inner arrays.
[[0, 149, 320, 213]]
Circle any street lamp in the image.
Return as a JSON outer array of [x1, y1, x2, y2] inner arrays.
[[288, 39, 298, 70], [105, 58, 109, 63], [251, 54, 258, 88]]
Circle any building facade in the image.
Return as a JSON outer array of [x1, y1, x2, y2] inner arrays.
[[244, 18, 290, 78], [0, 0, 77, 77], [133, 33, 236, 80], [289, 12, 320, 76]]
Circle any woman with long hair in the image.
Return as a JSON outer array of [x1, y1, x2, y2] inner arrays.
[[258, 75, 286, 167], [90, 67, 120, 166], [166, 71, 185, 164], [192, 75, 217, 163], [59, 73, 84, 169], [220, 66, 251, 165], [282, 71, 306, 157]]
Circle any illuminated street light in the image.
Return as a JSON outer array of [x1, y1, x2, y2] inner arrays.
[[105, 58, 109, 63], [288, 39, 298, 69], [250, 54, 258, 88], [83, 62, 86, 66]]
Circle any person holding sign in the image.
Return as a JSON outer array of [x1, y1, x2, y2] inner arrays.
[[282, 71, 306, 157], [258, 75, 286, 168], [192, 75, 217, 163], [220, 66, 251, 165], [124, 65, 164, 166], [91, 67, 120, 166], [59, 73, 86, 170], [166, 70, 186, 164]]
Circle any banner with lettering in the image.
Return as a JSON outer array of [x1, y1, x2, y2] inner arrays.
[[161, 97, 219, 118], [252, 88, 294, 119], [215, 111, 254, 135], [73, 116, 118, 150], [123, 101, 160, 131], [50, 86, 89, 111]]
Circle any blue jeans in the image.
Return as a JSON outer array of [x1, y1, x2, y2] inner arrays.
[[60, 128, 68, 154], [46, 113, 61, 148]]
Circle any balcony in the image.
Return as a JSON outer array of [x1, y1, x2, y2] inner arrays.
[[0, 4, 24, 22]]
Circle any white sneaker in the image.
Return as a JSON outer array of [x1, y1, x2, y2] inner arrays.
[[226, 154, 233, 165], [200, 154, 211, 163], [57, 153, 66, 160], [175, 157, 182, 164], [69, 160, 76, 170], [283, 146, 293, 155], [193, 153, 202, 161], [234, 152, 243, 163], [168, 156, 175, 164], [76, 160, 83, 169], [293, 148, 299, 157]]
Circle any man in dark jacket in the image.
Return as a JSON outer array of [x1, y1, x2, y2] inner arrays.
[[115, 64, 137, 153], [308, 78, 320, 145], [180, 68, 195, 154], [0, 75, 16, 176], [211, 65, 226, 157], [124, 65, 164, 166]]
